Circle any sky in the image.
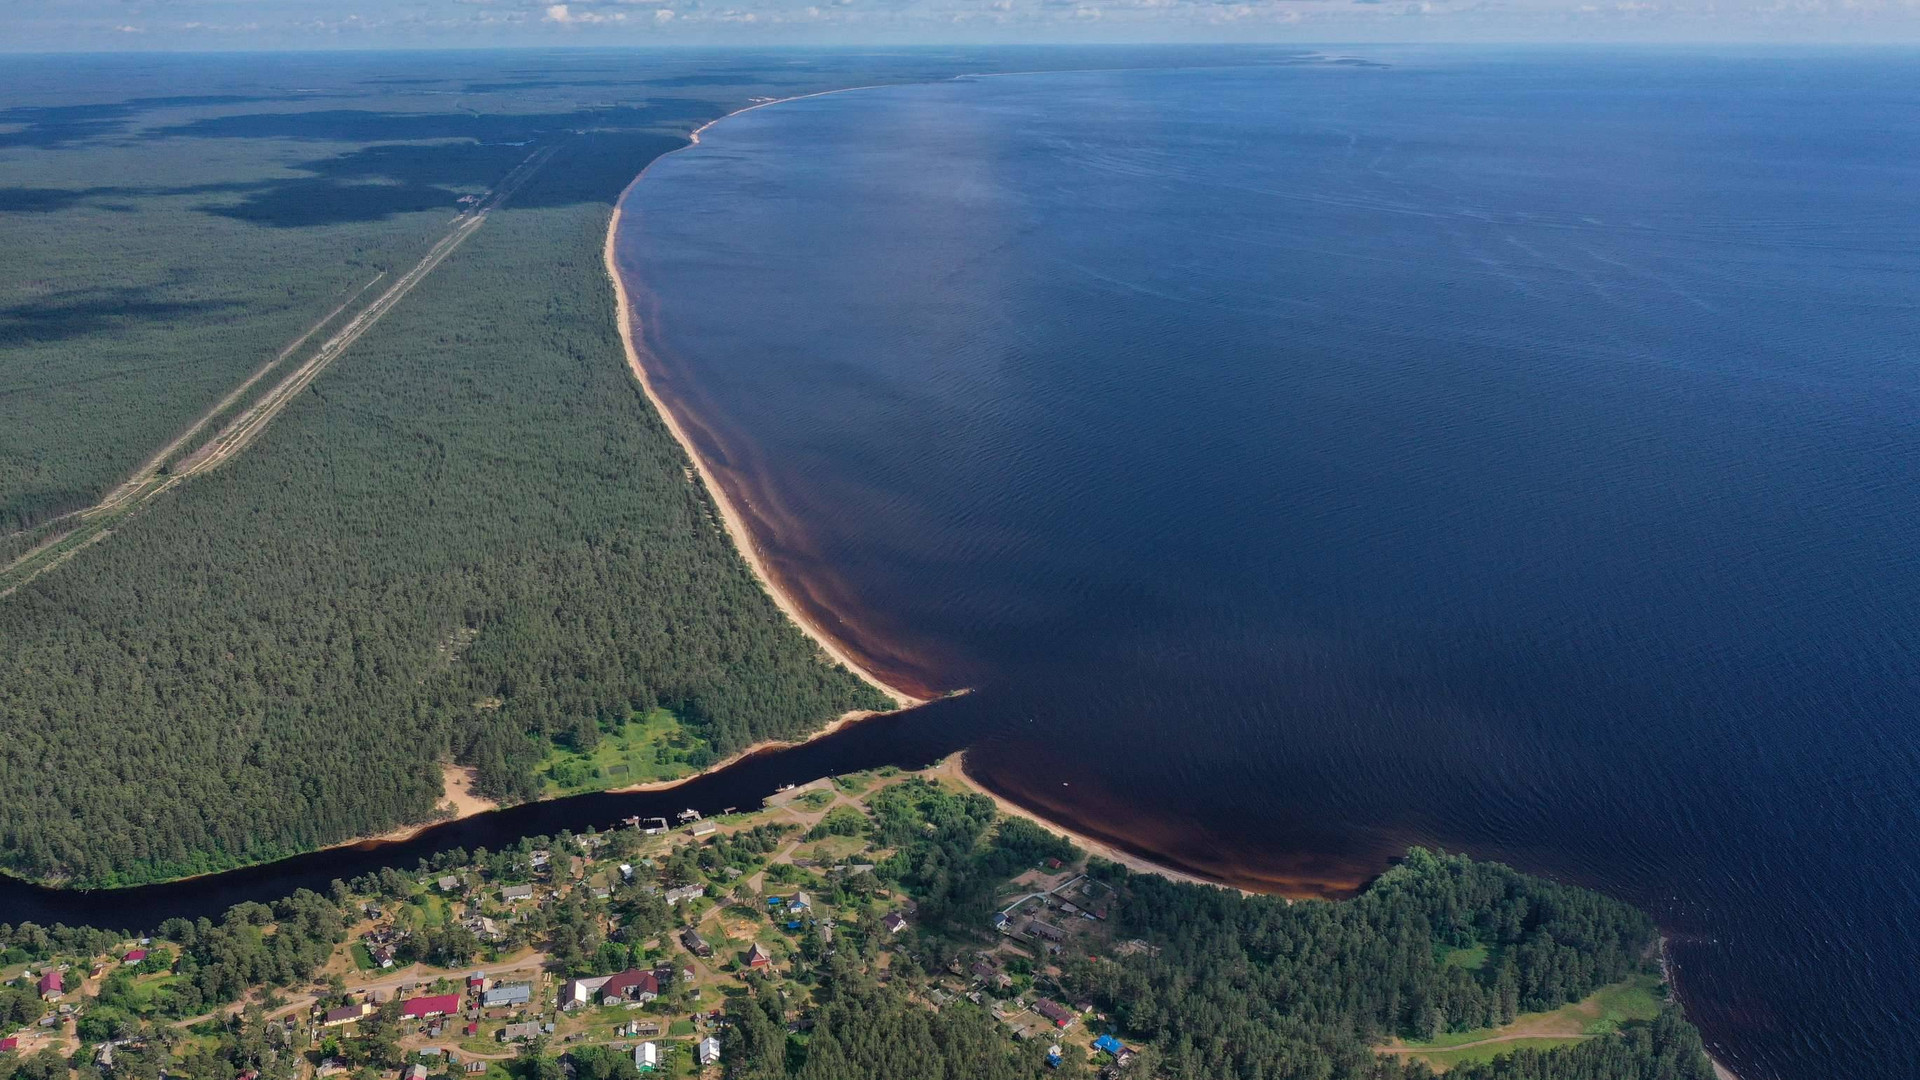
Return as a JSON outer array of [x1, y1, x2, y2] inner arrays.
[[4, 0, 1918, 50]]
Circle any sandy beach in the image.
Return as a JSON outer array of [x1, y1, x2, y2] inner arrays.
[[602, 109, 921, 712], [925, 753, 1245, 892], [351, 763, 500, 847]]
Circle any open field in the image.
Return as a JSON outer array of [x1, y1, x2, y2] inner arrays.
[[1379, 973, 1668, 1071], [533, 708, 709, 795]]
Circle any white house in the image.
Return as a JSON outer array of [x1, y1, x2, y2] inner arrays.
[[697, 1037, 721, 1066], [634, 1042, 658, 1072]]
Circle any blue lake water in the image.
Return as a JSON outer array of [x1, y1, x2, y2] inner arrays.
[[616, 51, 1920, 1080]]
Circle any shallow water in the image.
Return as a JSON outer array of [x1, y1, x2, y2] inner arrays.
[[615, 52, 1920, 1080]]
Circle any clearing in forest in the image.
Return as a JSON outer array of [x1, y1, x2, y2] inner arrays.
[[1377, 974, 1667, 1072]]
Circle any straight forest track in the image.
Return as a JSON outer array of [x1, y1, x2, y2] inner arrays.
[[0, 274, 380, 546], [0, 142, 562, 600]]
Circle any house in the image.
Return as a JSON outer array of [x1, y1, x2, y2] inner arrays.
[[399, 994, 462, 1020], [0, 1038, 16, 1052], [597, 969, 659, 1005], [1046, 1045, 1063, 1069], [501, 884, 535, 903], [465, 1022, 479, 1037], [633, 1042, 658, 1072], [558, 974, 614, 1010], [123, 949, 147, 964], [316, 1059, 347, 1076], [882, 913, 908, 935], [323, 1004, 371, 1027], [787, 891, 811, 912], [688, 821, 718, 839], [1093, 1034, 1125, 1056], [1034, 1000, 1077, 1029], [404, 1066, 429, 1080], [618, 864, 635, 881], [680, 927, 713, 958], [437, 875, 461, 893], [743, 944, 771, 969], [35, 972, 61, 1000], [483, 983, 533, 1008], [530, 850, 551, 870], [468, 917, 502, 941], [664, 885, 706, 907], [500, 1022, 542, 1042], [467, 973, 488, 991], [1024, 918, 1068, 944], [464, 1061, 486, 1074], [697, 1037, 721, 1066]]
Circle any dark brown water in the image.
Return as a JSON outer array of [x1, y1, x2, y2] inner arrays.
[[613, 54, 1920, 1080]]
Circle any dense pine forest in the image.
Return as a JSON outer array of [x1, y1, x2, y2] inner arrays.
[[0, 60, 906, 886]]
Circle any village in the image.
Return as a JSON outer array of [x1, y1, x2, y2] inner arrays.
[[0, 764, 1145, 1080]]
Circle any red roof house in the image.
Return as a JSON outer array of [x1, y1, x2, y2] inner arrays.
[[399, 994, 462, 1020], [743, 944, 771, 969], [35, 972, 62, 999], [0, 1037, 18, 1052], [597, 969, 660, 1004], [123, 950, 148, 964]]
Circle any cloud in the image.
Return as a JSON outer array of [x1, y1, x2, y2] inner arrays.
[[544, 3, 626, 22]]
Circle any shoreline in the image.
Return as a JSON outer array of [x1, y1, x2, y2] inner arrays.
[[1661, 935, 1746, 1080], [929, 753, 1246, 893], [346, 764, 500, 847], [605, 707, 884, 795], [602, 88, 924, 712]]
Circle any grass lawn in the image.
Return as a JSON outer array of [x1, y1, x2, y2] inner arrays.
[[400, 893, 449, 929], [1441, 943, 1490, 971], [536, 709, 712, 795], [800, 835, 869, 863], [668, 1020, 695, 1036], [122, 973, 180, 1014], [1384, 974, 1666, 1071], [351, 944, 377, 971]]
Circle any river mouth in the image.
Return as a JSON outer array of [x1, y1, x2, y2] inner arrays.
[[609, 58, 1920, 1080]]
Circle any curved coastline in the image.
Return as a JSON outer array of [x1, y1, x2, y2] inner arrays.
[[599, 87, 1263, 897], [603, 86, 925, 712], [600, 84, 1743, 1080]]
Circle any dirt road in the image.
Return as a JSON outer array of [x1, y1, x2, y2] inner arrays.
[[0, 142, 561, 599]]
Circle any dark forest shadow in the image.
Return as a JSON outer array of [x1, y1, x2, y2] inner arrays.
[[0, 283, 242, 347]]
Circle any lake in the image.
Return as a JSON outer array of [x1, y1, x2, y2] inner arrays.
[[612, 50, 1920, 1080]]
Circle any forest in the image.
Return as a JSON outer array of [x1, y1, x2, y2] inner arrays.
[[0, 67, 890, 886]]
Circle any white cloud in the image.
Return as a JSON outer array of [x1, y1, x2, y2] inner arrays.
[[544, 3, 626, 22]]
